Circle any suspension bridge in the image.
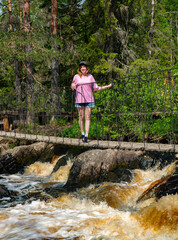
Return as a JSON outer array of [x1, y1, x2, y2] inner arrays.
[[0, 69, 177, 152], [0, 130, 177, 152]]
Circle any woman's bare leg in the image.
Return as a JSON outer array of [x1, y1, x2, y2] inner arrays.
[[85, 107, 92, 135], [77, 107, 85, 133]]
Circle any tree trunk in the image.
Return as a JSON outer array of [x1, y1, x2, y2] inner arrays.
[[8, 0, 13, 31], [176, 14, 178, 46], [23, 0, 34, 125], [148, 0, 155, 60], [51, 0, 59, 122], [170, 16, 173, 66], [17, 1, 23, 124], [51, 0, 57, 36], [20, 0, 23, 84], [8, 0, 23, 124], [14, 58, 23, 123]]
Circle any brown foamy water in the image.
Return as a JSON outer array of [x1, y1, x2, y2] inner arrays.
[[0, 159, 177, 240]]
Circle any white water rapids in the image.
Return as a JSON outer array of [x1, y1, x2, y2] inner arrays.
[[0, 159, 177, 240]]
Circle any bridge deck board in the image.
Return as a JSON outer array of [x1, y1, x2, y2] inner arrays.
[[0, 131, 177, 152]]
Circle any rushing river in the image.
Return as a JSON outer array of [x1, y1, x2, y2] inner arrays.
[[0, 155, 177, 240]]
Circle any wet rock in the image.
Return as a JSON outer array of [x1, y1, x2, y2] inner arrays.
[[0, 143, 10, 157], [65, 149, 144, 189], [0, 137, 20, 147], [0, 153, 21, 174], [11, 142, 55, 166], [0, 184, 11, 198], [137, 174, 178, 202], [155, 174, 178, 199], [0, 142, 55, 173], [44, 183, 68, 198], [51, 155, 69, 174], [146, 152, 176, 169]]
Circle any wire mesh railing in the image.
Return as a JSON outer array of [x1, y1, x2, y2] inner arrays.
[[0, 68, 177, 151]]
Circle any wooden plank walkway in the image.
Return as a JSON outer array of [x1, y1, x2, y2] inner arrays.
[[0, 131, 177, 152]]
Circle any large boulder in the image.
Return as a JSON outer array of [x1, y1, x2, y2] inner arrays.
[[11, 142, 55, 166], [0, 142, 55, 174], [65, 149, 145, 189]]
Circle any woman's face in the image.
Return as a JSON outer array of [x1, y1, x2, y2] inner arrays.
[[80, 65, 87, 75]]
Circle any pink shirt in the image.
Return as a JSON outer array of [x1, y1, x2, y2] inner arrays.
[[72, 74, 99, 103]]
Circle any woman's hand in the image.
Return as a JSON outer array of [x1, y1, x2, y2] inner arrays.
[[108, 83, 113, 88], [71, 83, 76, 90]]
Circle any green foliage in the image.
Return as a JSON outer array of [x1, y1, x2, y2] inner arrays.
[[57, 111, 177, 143], [58, 118, 67, 126], [150, 116, 175, 136], [0, 0, 178, 90], [0, 0, 177, 144], [10, 144, 15, 149], [58, 121, 80, 138], [58, 115, 110, 139]]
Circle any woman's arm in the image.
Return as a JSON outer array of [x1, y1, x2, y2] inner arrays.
[[71, 83, 76, 90], [98, 83, 112, 91]]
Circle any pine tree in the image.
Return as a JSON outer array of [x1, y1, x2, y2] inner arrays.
[[23, 0, 34, 124], [51, 0, 59, 121]]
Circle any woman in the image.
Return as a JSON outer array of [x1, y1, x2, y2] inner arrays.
[[71, 61, 112, 143]]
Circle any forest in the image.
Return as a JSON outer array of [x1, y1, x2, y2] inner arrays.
[[0, 0, 177, 143]]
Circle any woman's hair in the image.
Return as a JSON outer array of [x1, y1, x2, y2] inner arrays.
[[77, 65, 89, 77]]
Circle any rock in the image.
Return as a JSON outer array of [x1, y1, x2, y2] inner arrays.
[[137, 174, 178, 202], [51, 155, 69, 174], [155, 174, 178, 199], [0, 142, 55, 173], [0, 143, 10, 157], [0, 153, 21, 174], [65, 149, 144, 189], [11, 142, 55, 166], [0, 137, 37, 148], [0, 137, 20, 147], [0, 184, 11, 198]]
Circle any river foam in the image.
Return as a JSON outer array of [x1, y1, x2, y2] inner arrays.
[[0, 159, 177, 239]]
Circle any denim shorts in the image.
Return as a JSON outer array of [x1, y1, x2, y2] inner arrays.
[[75, 102, 95, 108]]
